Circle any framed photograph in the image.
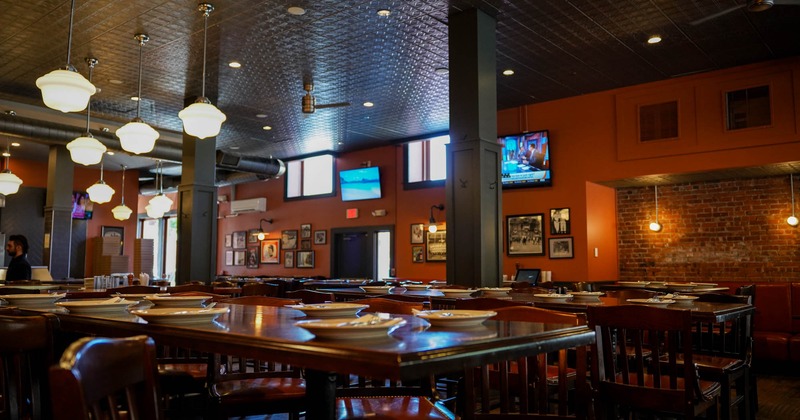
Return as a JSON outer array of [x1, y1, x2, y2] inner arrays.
[[412, 245, 424, 263], [410, 223, 424, 244], [550, 208, 571, 235], [247, 229, 260, 243], [260, 239, 280, 264], [314, 230, 327, 245], [281, 230, 298, 250], [246, 247, 259, 268], [101, 226, 124, 255], [297, 250, 315, 268], [224, 234, 232, 248], [284, 251, 295, 268], [233, 231, 247, 249], [506, 213, 545, 256], [300, 223, 312, 239], [234, 250, 246, 266], [425, 230, 446, 262], [549, 237, 574, 259], [301, 239, 312, 250], [225, 250, 233, 266]]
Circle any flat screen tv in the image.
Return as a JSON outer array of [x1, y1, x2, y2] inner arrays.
[[71, 192, 93, 220], [498, 129, 550, 188], [340, 166, 382, 202]]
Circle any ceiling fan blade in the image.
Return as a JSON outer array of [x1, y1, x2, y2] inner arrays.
[[314, 102, 351, 110], [690, 4, 745, 25]]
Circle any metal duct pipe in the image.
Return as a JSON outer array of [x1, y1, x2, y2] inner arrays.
[[139, 171, 271, 195], [216, 151, 286, 178]]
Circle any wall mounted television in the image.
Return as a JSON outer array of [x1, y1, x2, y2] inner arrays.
[[71, 192, 93, 220], [340, 166, 382, 202], [498, 129, 550, 188]]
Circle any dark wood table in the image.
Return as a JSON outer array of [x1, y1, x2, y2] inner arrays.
[[317, 286, 448, 300], [27, 302, 594, 419]]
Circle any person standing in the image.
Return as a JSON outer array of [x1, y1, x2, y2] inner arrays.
[[6, 234, 31, 281]]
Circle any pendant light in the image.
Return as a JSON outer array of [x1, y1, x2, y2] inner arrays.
[[0, 140, 22, 196], [428, 204, 444, 233], [87, 159, 115, 204], [178, 3, 227, 139], [111, 165, 133, 221], [66, 58, 107, 165], [35, 0, 96, 112], [649, 185, 662, 232], [116, 34, 159, 154], [148, 160, 173, 217], [788, 174, 798, 227]]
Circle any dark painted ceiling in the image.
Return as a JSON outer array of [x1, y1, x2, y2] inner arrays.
[[1, 0, 799, 175]]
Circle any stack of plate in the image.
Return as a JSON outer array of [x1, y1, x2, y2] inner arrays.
[[570, 291, 604, 302], [285, 303, 368, 318], [144, 295, 211, 308], [414, 310, 496, 328], [56, 298, 136, 315], [478, 287, 511, 297], [437, 289, 477, 298], [0, 293, 65, 308], [532, 293, 573, 303]]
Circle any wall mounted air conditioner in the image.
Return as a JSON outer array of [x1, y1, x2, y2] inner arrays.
[[230, 197, 267, 214]]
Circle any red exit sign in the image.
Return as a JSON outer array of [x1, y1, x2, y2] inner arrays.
[[346, 208, 359, 219]]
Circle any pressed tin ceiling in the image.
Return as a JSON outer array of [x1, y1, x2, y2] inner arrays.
[[1, 0, 799, 169]]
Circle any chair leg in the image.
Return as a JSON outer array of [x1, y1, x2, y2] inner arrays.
[[719, 375, 731, 420]]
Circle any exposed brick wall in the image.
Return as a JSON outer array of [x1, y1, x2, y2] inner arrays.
[[617, 176, 800, 283]]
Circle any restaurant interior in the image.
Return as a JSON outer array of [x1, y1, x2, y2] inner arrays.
[[1, 1, 800, 419]]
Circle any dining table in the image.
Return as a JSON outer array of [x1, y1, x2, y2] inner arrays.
[[19, 300, 595, 419]]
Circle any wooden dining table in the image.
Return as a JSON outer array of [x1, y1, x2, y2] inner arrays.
[[23, 301, 595, 419]]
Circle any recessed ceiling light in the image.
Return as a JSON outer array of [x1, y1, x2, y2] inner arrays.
[[130, 96, 140, 101], [230, 146, 240, 150], [10, 142, 20, 147], [262, 125, 272, 130], [106, 151, 115, 155], [255, 113, 268, 118], [434, 67, 449, 75], [502, 69, 515, 76], [287, 6, 306, 15], [647, 35, 662, 44], [228, 61, 242, 68], [108, 79, 124, 85], [377, 9, 391, 17], [337, 141, 344, 145], [363, 102, 374, 107]]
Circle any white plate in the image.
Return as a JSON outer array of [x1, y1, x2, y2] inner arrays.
[[438, 289, 477, 298], [144, 295, 211, 308], [478, 287, 511, 297], [414, 310, 496, 328], [130, 307, 229, 325], [618, 281, 650, 288], [665, 283, 698, 292], [295, 315, 406, 340], [359, 286, 394, 293], [56, 299, 136, 314], [626, 298, 675, 306], [570, 291, 604, 301], [0, 293, 65, 307], [665, 295, 699, 305], [285, 303, 368, 318], [402, 284, 430, 291], [532, 294, 573, 303], [114, 293, 168, 299]]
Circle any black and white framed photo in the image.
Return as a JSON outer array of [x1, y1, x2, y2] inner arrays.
[[410, 223, 424, 244], [506, 214, 545, 256], [550, 208, 571, 235], [425, 230, 446, 262], [224, 234, 232, 248], [234, 250, 246, 266], [281, 230, 298, 250], [548, 237, 574, 259], [300, 223, 312, 239], [233, 231, 247, 249], [225, 250, 233, 266], [301, 239, 312, 250], [248, 228, 260, 243], [284, 251, 294, 268], [297, 250, 314, 268], [314, 230, 327, 245], [246, 247, 259, 268]]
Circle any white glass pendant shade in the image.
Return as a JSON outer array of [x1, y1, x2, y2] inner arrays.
[[117, 120, 159, 154], [148, 193, 173, 214], [66, 135, 106, 165], [178, 100, 226, 139], [36, 69, 96, 113], [788, 216, 799, 227], [112, 203, 133, 221], [87, 180, 114, 204], [145, 203, 165, 219], [649, 222, 662, 232], [0, 170, 23, 195], [428, 224, 438, 233]]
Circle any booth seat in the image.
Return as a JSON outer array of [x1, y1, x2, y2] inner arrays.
[[747, 283, 800, 365]]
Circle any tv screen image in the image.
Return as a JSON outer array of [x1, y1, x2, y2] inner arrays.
[[71, 192, 93, 220], [340, 166, 382, 201], [498, 130, 550, 188]]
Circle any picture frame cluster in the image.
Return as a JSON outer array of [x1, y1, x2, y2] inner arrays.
[[224, 223, 327, 268]]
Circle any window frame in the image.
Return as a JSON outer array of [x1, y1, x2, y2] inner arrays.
[[403, 134, 449, 190], [283, 153, 337, 201]]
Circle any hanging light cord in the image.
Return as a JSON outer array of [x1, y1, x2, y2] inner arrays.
[[201, 7, 210, 98], [85, 59, 96, 134], [135, 38, 144, 119], [120, 165, 126, 205], [654, 185, 659, 221], [99, 159, 104, 182], [65, 0, 76, 68], [791, 175, 796, 217]]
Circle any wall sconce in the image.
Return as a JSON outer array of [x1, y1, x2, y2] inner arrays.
[[788, 174, 798, 227], [649, 185, 662, 232], [256, 218, 274, 240], [428, 204, 444, 233]]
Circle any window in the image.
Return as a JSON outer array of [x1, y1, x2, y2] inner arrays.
[[405, 135, 450, 187], [639, 101, 678, 141], [139, 215, 178, 282], [726, 85, 771, 130], [285, 154, 335, 199]]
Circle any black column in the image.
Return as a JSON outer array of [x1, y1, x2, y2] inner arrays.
[[176, 132, 218, 284], [446, 9, 503, 288], [43, 145, 74, 279]]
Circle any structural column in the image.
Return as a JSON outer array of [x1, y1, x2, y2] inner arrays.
[[176, 132, 218, 284], [446, 8, 503, 288], [43, 145, 74, 280]]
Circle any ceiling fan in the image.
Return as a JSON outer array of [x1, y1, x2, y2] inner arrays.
[[301, 82, 350, 114], [690, 0, 800, 25]]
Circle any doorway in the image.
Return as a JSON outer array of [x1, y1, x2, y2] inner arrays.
[[331, 225, 394, 281]]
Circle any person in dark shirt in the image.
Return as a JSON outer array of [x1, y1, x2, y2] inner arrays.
[[6, 234, 31, 282]]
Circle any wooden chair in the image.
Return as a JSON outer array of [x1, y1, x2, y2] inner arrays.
[[0, 313, 58, 420], [110, 285, 161, 294], [462, 306, 589, 419], [218, 296, 300, 306], [353, 297, 424, 314], [49, 335, 161, 420], [588, 305, 720, 420], [454, 297, 528, 310], [285, 289, 335, 304], [166, 284, 215, 294], [240, 282, 281, 297]]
